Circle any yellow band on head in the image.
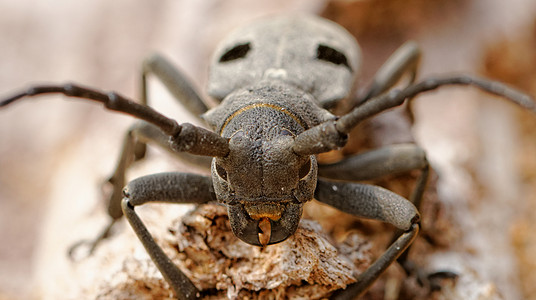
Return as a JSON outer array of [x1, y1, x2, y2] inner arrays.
[[220, 103, 306, 134]]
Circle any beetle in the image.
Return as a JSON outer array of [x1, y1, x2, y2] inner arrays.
[[1, 14, 535, 299]]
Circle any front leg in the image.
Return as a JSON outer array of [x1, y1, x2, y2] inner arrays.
[[333, 225, 419, 300], [315, 179, 420, 299], [121, 172, 216, 300]]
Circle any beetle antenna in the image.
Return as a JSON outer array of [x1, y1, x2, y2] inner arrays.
[[293, 75, 536, 156], [336, 75, 536, 134], [0, 83, 182, 135], [0, 83, 229, 157]]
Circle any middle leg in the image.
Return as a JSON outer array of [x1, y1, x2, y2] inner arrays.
[[318, 143, 429, 208], [71, 121, 212, 257]]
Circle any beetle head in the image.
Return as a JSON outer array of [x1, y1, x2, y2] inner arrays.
[[211, 122, 317, 247]]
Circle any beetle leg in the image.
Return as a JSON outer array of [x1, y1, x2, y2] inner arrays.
[[106, 122, 213, 219], [318, 145, 435, 283], [318, 143, 427, 180], [358, 41, 421, 103], [331, 224, 419, 300], [68, 121, 213, 258], [319, 143, 429, 210], [68, 219, 119, 259], [315, 179, 420, 298], [141, 54, 209, 119], [315, 179, 420, 231], [122, 172, 216, 300]]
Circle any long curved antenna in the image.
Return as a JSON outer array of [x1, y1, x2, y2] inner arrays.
[[0, 83, 229, 157], [294, 75, 536, 155], [337, 75, 536, 134]]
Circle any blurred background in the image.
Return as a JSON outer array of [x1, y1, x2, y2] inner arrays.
[[1, 0, 536, 299]]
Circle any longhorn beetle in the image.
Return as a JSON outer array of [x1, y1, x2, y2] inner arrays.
[[1, 14, 536, 299]]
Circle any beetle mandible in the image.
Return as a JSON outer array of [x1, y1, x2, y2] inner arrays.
[[1, 14, 536, 299]]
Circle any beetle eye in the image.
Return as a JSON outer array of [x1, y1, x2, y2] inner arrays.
[[298, 158, 311, 179], [215, 163, 228, 180], [316, 44, 351, 71], [219, 42, 251, 62]]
